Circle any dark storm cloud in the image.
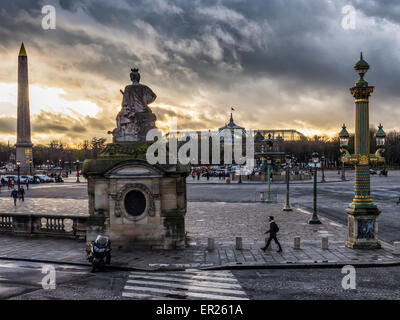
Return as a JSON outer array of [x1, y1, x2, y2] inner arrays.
[[0, 117, 16, 133], [0, 0, 400, 140], [30, 110, 112, 139]]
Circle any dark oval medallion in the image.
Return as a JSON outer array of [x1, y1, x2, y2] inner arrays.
[[124, 190, 146, 216]]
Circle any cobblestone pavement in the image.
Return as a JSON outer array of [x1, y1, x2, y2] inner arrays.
[[0, 182, 88, 200], [0, 197, 88, 216], [0, 202, 398, 269]]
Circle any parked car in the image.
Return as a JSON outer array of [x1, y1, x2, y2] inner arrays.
[[21, 175, 35, 184], [3, 175, 15, 182], [3, 175, 27, 184], [35, 175, 54, 183], [369, 169, 377, 175]]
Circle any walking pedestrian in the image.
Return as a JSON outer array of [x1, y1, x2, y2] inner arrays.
[[7, 179, 11, 190], [11, 188, 18, 206], [26, 179, 29, 190], [18, 186, 25, 202], [261, 216, 282, 252]]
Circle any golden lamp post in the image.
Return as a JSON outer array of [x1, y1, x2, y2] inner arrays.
[[339, 53, 386, 249]]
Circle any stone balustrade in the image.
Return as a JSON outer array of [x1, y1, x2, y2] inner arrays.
[[0, 213, 87, 240]]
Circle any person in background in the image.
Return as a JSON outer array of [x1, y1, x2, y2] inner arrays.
[[18, 186, 25, 202], [11, 188, 18, 206], [261, 216, 282, 253]]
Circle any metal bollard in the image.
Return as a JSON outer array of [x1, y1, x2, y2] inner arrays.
[[394, 241, 400, 255], [236, 237, 243, 250], [207, 238, 215, 251], [294, 236, 301, 249], [322, 236, 329, 250]]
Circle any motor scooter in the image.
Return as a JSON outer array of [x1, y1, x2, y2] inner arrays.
[[86, 235, 111, 272]]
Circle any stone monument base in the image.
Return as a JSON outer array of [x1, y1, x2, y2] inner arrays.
[[113, 111, 156, 143], [83, 142, 190, 250], [345, 206, 381, 249]]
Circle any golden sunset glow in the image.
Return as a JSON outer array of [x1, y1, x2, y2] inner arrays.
[[0, 0, 399, 148]]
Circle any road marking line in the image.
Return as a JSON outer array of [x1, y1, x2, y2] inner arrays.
[[126, 279, 247, 296], [129, 272, 238, 283], [128, 275, 242, 288], [122, 292, 175, 300], [122, 271, 248, 300], [124, 285, 248, 300]]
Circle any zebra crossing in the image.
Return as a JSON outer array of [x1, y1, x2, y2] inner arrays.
[[122, 270, 249, 300]]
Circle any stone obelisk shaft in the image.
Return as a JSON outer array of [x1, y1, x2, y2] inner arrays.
[[15, 43, 33, 174]]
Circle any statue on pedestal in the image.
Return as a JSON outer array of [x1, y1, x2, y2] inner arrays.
[[83, 66, 189, 249], [111, 68, 157, 142]]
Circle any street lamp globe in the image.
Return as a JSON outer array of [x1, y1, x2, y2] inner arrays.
[[16, 160, 21, 166], [312, 152, 319, 164], [376, 123, 386, 147], [354, 52, 370, 79], [267, 156, 272, 165], [285, 154, 292, 165], [339, 124, 350, 147]]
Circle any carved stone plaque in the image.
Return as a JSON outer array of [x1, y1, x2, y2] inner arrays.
[[357, 219, 375, 239]]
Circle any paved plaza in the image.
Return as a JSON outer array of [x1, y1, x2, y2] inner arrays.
[[0, 185, 399, 269]]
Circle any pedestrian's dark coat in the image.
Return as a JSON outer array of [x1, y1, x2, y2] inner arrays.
[[265, 221, 279, 235]]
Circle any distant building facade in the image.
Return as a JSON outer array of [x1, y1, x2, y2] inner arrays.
[[165, 113, 305, 165]]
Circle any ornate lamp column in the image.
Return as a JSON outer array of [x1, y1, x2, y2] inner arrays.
[[341, 53, 384, 249], [76, 160, 81, 183], [320, 154, 326, 183], [282, 154, 292, 211], [309, 152, 322, 224], [339, 124, 349, 181], [265, 134, 273, 203]]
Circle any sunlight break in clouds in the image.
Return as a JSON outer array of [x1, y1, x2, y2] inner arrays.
[[0, 83, 100, 118]]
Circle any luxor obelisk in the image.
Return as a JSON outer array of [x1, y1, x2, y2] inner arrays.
[[15, 43, 33, 174]]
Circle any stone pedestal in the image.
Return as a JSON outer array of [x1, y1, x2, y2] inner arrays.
[[113, 111, 156, 143], [83, 142, 190, 249], [15, 142, 33, 174], [345, 206, 381, 249]]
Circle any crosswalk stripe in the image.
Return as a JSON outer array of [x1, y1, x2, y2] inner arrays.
[[122, 271, 248, 300], [124, 285, 248, 300], [131, 270, 237, 278], [128, 275, 242, 288], [126, 279, 247, 295], [122, 292, 175, 300], [183, 270, 236, 277], [129, 272, 238, 283]]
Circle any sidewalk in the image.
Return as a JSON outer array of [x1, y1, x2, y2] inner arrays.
[[0, 202, 398, 270], [186, 176, 344, 185]]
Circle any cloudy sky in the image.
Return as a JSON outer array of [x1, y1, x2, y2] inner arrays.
[[0, 0, 399, 146]]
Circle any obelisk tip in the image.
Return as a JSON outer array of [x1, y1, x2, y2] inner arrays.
[[19, 42, 27, 57]]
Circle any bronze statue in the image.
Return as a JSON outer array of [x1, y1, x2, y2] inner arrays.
[[112, 68, 157, 142]]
